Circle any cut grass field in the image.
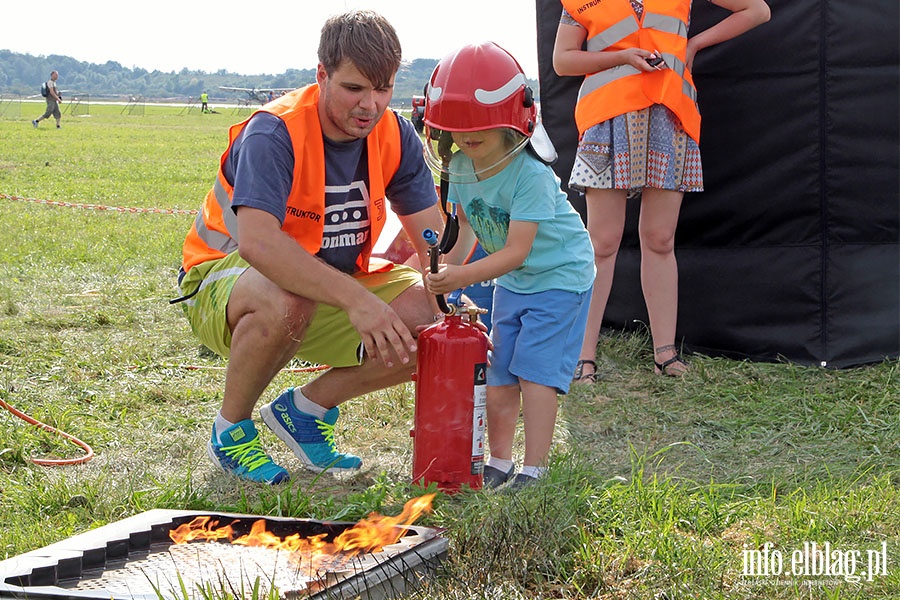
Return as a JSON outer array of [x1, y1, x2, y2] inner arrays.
[[1, 102, 899, 599]]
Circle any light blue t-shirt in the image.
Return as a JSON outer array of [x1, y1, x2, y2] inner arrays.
[[448, 150, 595, 294]]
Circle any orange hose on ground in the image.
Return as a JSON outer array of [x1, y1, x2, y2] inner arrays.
[[171, 364, 329, 373], [0, 398, 94, 466]]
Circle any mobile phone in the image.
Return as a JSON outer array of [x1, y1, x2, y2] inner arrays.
[[646, 55, 664, 67]]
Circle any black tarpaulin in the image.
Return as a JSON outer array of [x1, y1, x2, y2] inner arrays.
[[536, 0, 899, 367]]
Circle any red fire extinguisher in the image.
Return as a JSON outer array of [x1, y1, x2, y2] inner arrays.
[[411, 229, 488, 492]]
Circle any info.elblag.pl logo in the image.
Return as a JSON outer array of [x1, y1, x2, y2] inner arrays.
[[741, 541, 889, 584]]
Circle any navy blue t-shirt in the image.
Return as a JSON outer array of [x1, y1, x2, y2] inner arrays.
[[224, 110, 436, 273]]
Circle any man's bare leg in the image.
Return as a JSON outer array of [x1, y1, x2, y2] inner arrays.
[[300, 283, 434, 407], [220, 268, 316, 423]]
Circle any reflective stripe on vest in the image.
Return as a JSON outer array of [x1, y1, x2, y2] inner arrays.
[[182, 84, 402, 273], [192, 177, 239, 254], [561, 0, 701, 143]]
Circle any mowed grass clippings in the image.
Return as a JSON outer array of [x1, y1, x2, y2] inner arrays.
[[1, 102, 899, 599]]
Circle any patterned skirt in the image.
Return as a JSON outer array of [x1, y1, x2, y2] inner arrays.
[[568, 104, 704, 194]]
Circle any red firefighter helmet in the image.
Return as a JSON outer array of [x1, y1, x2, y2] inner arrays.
[[423, 42, 555, 179], [425, 41, 535, 136]]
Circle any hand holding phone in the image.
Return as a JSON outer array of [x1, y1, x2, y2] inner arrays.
[[645, 54, 664, 67]]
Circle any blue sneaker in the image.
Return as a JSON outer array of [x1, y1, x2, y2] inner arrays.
[[32, 120, 38, 128], [260, 388, 362, 473], [207, 419, 290, 485]]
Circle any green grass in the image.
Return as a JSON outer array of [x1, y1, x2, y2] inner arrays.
[[1, 103, 899, 599]]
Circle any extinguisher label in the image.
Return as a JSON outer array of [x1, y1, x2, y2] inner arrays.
[[473, 362, 487, 405], [472, 362, 487, 474]]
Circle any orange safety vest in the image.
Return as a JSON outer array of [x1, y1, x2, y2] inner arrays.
[[561, 0, 701, 143], [182, 84, 402, 273]]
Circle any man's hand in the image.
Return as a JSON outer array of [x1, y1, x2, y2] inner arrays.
[[237, 207, 419, 368], [346, 293, 417, 368]]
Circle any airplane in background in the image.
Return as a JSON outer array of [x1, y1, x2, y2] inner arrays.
[[219, 86, 295, 105]]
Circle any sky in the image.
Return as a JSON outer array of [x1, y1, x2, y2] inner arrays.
[[3, 1, 542, 79]]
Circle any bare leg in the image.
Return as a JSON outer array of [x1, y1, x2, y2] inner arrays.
[[220, 268, 314, 423], [638, 188, 687, 375], [485, 384, 520, 461], [222, 271, 434, 420], [299, 282, 434, 406], [576, 187, 628, 380], [519, 380, 558, 468]]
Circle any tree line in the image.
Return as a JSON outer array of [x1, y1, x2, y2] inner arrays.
[[0, 50, 444, 105]]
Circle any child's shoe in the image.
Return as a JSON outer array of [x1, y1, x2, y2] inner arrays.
[[482, 464, 514, 489]]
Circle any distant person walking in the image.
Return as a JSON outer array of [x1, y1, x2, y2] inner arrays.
[[200, 91, 209, 113], [33, 70, 62, 128]]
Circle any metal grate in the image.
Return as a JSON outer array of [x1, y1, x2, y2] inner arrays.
[[0, 509, 447, 600]]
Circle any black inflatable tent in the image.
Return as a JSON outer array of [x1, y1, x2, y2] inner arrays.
[[536, 0, 899, 368]]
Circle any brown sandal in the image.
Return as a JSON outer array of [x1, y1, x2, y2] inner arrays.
[[573, 359, 599, 383]]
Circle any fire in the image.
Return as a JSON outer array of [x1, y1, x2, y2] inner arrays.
[[331, 492, 435, 554], [168, 493, 436, 559]]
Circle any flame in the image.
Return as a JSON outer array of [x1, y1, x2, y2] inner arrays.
[[332, 492, 435, 554], [169, 516, 236, 544], [168, 494, 435, 559]]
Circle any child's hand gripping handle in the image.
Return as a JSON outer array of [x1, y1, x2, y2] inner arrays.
[[423, 228, 452, 315]]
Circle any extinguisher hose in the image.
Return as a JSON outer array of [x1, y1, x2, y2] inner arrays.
[[438, 177, 459, 255], [423, 228, 452, 314], [423, 176, 461, 315]]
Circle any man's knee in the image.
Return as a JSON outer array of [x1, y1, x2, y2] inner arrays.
[[389, 282, 434, 332], [230, 283, 316, 340]]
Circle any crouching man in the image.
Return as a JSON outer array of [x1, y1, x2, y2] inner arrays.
[[174, 10, 444, 484]]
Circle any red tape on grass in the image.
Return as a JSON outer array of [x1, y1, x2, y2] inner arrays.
[[1, 193, 198, 215]]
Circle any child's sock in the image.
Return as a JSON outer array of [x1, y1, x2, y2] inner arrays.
[[487, 457, 514, 474], [519, 465, 547, 480], [292, 388, 328, 419]]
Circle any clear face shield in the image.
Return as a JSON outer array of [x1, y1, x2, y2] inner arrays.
[[423, 125, 531, 184]]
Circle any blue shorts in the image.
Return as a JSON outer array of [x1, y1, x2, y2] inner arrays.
[[487, 286, 592, 395]]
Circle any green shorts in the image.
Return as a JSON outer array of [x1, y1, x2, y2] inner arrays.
[[177, 252, 423, 367]]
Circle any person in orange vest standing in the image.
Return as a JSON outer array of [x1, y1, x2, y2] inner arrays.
[[173, 10, 444, 484], [554, 0, 770, 381]]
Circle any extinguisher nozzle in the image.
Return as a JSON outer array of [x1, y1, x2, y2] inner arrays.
[[422, 228, 439, 248], [422, 228, 451, 314]]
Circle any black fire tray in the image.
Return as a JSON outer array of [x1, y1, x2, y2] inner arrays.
[[0, 509, 448, 600]]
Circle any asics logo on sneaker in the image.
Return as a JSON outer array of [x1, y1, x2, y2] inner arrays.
[[229, 427, 246, 442], [274, 402, 296, 433]]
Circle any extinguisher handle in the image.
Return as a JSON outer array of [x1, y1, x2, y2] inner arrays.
[[422, 228, 452, 315]]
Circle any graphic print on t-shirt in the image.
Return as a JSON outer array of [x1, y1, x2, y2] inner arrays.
[[318, 180, 370, 273], [465, 196, 510, 255]]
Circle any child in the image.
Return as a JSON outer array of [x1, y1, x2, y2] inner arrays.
[[422, 42, 596, 490]]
